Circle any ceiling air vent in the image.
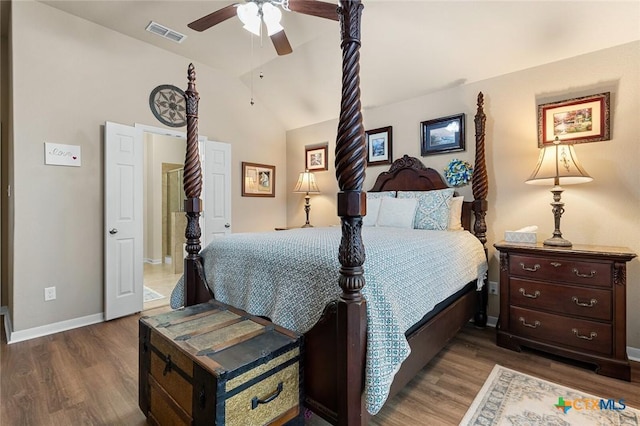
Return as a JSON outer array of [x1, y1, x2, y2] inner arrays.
[[145, 21, 187, 44]]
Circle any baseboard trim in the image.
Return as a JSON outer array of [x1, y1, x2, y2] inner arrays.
[[6, 312, 104, 344], [144, 258, 162, 265]]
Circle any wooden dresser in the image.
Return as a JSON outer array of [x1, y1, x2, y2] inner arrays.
[[494, 241, 636, 380], [139, 300, 303, 425]]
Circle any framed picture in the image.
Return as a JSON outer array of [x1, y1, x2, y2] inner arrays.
[[537, 92, 610, 147], [365, 126, 392, 166], [421, 114, 465, 156], [242, 162, 275, 197], [305, 145, 328, 171]]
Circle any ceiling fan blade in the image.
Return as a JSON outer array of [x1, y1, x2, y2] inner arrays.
[[288, 0, 339, 21], [271, 30, 293, 56], [188, 4, 238, 32]]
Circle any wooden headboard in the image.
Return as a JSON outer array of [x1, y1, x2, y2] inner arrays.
[[369, 155, 473, 231]]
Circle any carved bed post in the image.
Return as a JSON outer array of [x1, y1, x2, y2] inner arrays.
[[472, 92, 489, 327], [183, 64, 208, 306], [335, 1, 367, 425]]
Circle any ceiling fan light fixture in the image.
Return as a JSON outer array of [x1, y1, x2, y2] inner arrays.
[[237, 2, 261, 36], [262, 3, 284, 36]]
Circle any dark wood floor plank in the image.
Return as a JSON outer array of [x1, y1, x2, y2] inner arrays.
[[1, 310, 638, 425]]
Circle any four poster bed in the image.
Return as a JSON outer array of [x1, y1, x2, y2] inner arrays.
[[173, 2, 489, 424]]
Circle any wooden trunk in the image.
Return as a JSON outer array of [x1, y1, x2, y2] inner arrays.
[[139, 301, 304, 425]]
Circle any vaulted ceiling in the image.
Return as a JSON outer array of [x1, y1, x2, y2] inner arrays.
[[40, 1, 640, 130]]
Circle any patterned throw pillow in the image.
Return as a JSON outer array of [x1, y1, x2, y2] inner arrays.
[[397, 189, 455, 230], [366, 191, 396, 199]]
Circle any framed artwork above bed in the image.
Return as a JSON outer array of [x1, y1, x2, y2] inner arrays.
[[241, 162, 275, 197], [366, 126, 393, 166], [421, 113, 465, 156]]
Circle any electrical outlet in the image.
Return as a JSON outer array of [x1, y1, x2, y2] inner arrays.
[[44, 286, 56, 301], [489, 281, 499, 295]]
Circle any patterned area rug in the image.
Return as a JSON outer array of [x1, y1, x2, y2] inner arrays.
[[460, 365, 639, 425], [143, 286, 165, 303]]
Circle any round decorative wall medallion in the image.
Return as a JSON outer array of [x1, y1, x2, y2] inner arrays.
[[149, 84, 187, 127]]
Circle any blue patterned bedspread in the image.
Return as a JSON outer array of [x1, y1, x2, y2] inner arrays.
[[170, 226, 487, 414]]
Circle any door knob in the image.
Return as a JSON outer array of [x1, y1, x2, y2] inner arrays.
[[109, 228, 118, 235], [224, 223, 231, 228]]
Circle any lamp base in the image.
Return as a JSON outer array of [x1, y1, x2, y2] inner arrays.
[[301, 223, 313, 228], [543, 236, 572, 247]]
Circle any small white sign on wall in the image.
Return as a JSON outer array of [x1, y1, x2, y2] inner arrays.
[[45, 142, 81, 167]]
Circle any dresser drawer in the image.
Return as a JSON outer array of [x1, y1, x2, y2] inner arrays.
[[510, 307, 612, 356], [510, 278, 611, 321], [509, 254, 612, 287]]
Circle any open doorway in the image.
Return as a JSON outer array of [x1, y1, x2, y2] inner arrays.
[[104, 122, 231, 319], [142, 131, 185, 310]]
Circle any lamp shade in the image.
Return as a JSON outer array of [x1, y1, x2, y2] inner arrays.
[[293, 170, 320, 194], [526, 142, 592, 186]]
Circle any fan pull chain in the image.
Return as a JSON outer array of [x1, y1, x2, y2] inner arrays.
[[250, 33, 255, 106]]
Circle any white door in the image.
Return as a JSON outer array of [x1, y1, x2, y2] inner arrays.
[[202, 141, 232, 246], [104, 122, 143, 320]]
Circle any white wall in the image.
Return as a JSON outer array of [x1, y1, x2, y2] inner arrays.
[[9, 1, 288, 332], [286, 41, 640, 348]]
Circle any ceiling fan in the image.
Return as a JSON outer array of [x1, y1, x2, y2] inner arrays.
[[188, 0, 339, 56]]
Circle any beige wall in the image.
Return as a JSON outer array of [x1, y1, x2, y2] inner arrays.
[[9, 1, 288, 332], [286, 41, 640, 349]]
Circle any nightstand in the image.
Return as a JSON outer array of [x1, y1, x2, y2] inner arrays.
[[494, 241, 636, 381]]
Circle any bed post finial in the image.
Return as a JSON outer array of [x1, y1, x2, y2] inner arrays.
[[335, 1, 367, 425], [183, 63, 208, 306]]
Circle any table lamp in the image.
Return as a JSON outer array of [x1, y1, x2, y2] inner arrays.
[[525, 138, 592, 247], [293, 170, 320, 228]]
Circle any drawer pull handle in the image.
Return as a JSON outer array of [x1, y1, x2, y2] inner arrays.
[[550, 262, 562, 267], [519, 317, 541, 328], [572, 328, 597, 341], [520, 263, 540, 272], [519, 288, 540, 299], [251, 382, 283, 410], [572, 296, 597, 308], [573, 268, 596, 278]]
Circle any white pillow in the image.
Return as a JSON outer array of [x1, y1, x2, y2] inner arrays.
[[376, 197, 418, 228], [363, 198, 382, 227], [397, 189, 455, 230], [448, 196, 464, 231]]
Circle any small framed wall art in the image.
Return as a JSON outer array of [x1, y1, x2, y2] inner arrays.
[[537, 92, 610, 147], [365, 126, 393, 166], [421, 114, 465, 156], [305, 145, 329, 171], [242, 162, 275, 197]]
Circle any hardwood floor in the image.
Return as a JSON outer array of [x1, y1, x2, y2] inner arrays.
[[1, 312, 638, 426]]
